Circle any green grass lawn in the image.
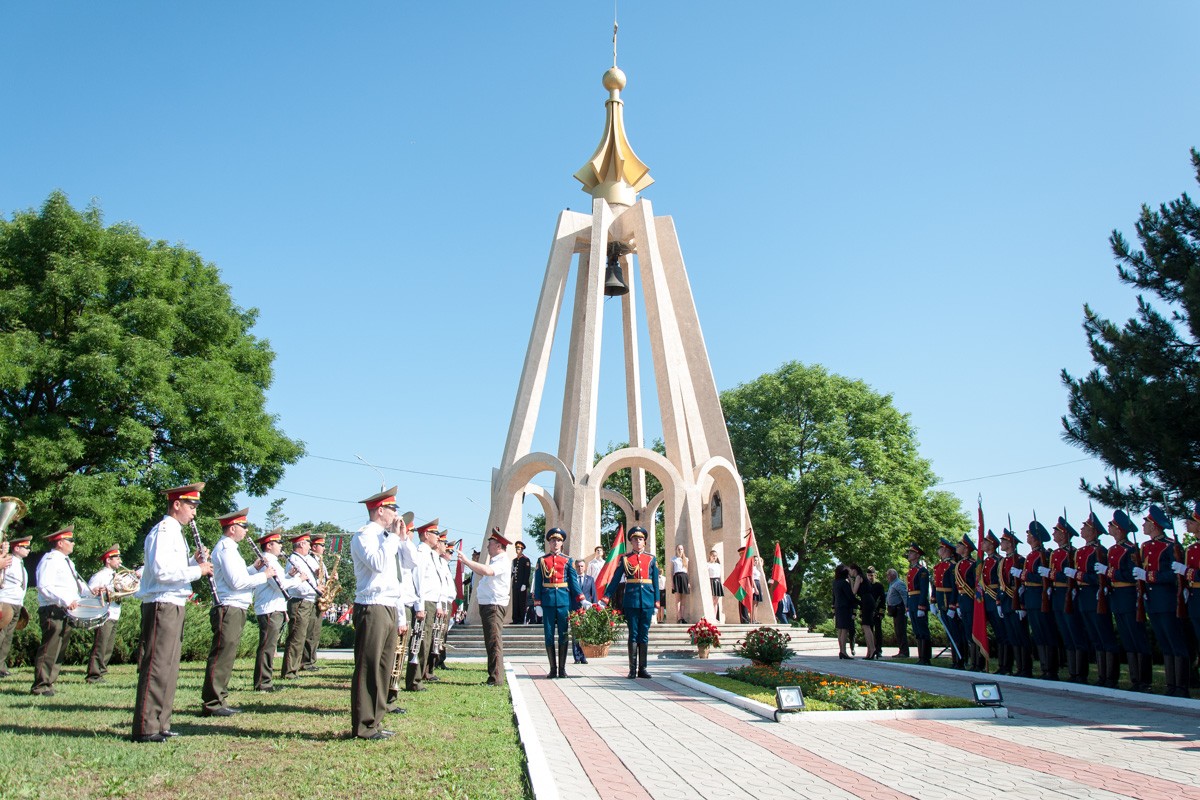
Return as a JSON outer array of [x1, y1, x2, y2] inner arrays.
[[0, 660, 529, 800], [684, 672, 842, 711]]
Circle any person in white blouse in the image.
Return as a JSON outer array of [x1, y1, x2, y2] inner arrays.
[[706, 550, 724, 622], [201, 509, 274, 716], [671, 545, 691, 624], [251, 528, 300, 693], [458, 528, 512, 686], [0, 532, 34, 678], [586, 546, 605, 580], [131, 482, 214, 743], [85, 545, 124, 684], [32, 526, 94, 696]]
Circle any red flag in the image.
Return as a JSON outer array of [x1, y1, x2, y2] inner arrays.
[[595, 525, 626, 603], [336, 607, 351, 624], [973, 499, 989, 663], [453, 539, 465, 610], [723, 527, 759, 616], [769, 542, 788, 611]]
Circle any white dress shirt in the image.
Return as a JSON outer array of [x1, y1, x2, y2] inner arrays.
[[136, 515, 202, 606], [476, 552, 511, 607], [0, 555, 29, 606], [352, 521, 401, 606], [437, 556, 455, 608], [88, 565, 121, 620], [586, 556, 604, 579], [396, 552, 420, 615], [36, 549, 85, 609], [211, 536, 269, 610], [253, 552, 301, 615], [286, 552, 320, 601], [399, 539, 443, 604]]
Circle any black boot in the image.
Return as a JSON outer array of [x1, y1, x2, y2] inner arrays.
[[917, 640, 931, 666], [637, 642, 651, 679], [1175, 656, 1192, 698], [1127, 652, 1144, 691], [1065, 650, 1078, 683], [1103, 651, 1119, 689], [1139, 652, 1153, 691], [557, 640, 569, 679], [1163, 654, 1177, 696], [627, 641, 636, 679], [1096, 650, 1108, 688], [546, 645, 558, 679], [1076, 650, 1090, 685]]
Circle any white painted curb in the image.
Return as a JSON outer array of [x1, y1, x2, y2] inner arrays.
[[506, 663, 559, 800], [665, 672, 1008, 723]]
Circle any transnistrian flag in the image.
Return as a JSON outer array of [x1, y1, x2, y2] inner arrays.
[[595, 525, 626, 603], [724, 527, 760, 616], [973, 498, 990, 663], [769, 542, 788, 612], [453, 539, 465, 610]]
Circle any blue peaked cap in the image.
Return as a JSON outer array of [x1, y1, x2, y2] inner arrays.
[[1147, 505, 1171, 530], [1054, 516, 1078, 539], [985, 530, 1000, 547], [1027, 519, 1051, 543], [1112, 510, 1136, 534]]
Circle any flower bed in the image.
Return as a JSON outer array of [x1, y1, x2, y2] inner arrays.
[[725, 665, 973, 711], [568, 605, 624, 645], [731, 626, 795, 665]]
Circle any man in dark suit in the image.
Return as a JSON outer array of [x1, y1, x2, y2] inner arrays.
[[511, 541, 531, 624], [573, 559, 597, 664]]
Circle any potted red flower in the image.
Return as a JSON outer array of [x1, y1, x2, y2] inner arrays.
[[687, 618, 721, 658]]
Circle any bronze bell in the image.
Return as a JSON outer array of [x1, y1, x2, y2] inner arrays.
[[604, 241, 631, 297]]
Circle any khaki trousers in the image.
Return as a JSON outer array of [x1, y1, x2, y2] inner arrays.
[[32, 606, 70, 693], [87, 617, 118, 681], [281, 599, 314, 678], [480, 603, 506, 686], [302, 607, 322, 668], [255, 611, 285, 690], [0, 601, 24, 670], [351, 602, 396, 738], [202, 606, 247, 711], [132, 602, 186, 738]]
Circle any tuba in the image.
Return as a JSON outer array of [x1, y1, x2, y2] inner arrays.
[[0, 496, 29, 630], [109, 567, 141, 600]]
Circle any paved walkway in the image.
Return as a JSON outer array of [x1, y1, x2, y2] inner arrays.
[[508, 647, 1200, 800]]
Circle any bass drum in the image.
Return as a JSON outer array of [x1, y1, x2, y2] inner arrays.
[[67, 595, 111, 631]]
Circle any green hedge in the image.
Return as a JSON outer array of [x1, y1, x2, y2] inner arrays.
[[5, 596, 355, 667], [811, 610, 951, 648]]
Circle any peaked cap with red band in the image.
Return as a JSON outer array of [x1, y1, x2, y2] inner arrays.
[[415, 518, 440, 535], [310, 535, 326, 546], [163, 482, 204, 503], [101, 545, 121, 560], [258, 528, 284, 547], [290, 532, 311, 545], [361, 486, 399, 510], [488, 527, 512, 547], [217, 508, 249, 528], [46, 525, 75, 543]]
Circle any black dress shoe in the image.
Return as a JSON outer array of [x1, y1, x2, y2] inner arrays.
[[163, 730, 180, 737], [302, 665, 321, 672], [384, 704, 407, 714], [31, 688, 55, 696], [86, 676, 106, 684], [425, 674, 439, 682], [256, 687, 277, 693], [131, 733, 167, 743], [360, 730, 393, 740], [404, 686, 427, 692], [202, 707, 239, 717]]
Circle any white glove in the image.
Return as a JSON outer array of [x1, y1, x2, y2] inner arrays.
[[595, 602, 605, 610], [946, 609, 956, 619], [581, 600, 593, 610], [520, 585, 526, 591], [1017, 610, 1027, 620], [1093, 563, 1106, 575], [1172, 562, 1186, 575], [1132, 567, 1147, 581], [917, 609, 926, 618], [1037, 566, 1050, 578], [1064, 567, 1078, 579], [997, 608, 1004, 619], [1009, 567, 1022, 578]]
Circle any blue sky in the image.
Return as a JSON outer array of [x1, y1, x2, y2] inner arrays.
[[3, 2, 1198, 556]]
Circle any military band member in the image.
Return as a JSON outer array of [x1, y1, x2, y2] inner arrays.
[[933, 538, 963, 669], [387, 517, 420, 709], [511, 540, 531, 624], [905, 543, 931, 666], [1075, 511, 1121, 688], [302, 535, 329, 671], [1182, 505, 1200, 672], [602, 527, 656, 678], [281, 532, 319, 680], [999, 528, 1033, 678], [251, 528, 300, 692], [1022, 519, 1058, 680], [979, 531, 1008, 674], [400, 519, 443, 692], [85, 545, 123, 684], [459, 528, 512, 686], [350, 487, 402, 740], [32, 526, 91, 696], [1138, 505, 1189, 697], [201, 508, 273, 716], [1048, 516, 1088, 683], [534, 527, 586, 678], [0, 532, 32, 678], [132, 482, 213, 742], [953, 535, 981, 670], [1105, 510, 1151, 691]]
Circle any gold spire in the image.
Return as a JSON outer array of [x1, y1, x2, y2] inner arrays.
[[573, 64, 654, 207]]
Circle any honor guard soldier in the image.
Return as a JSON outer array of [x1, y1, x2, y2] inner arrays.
[[132, 482, 213, 742], [1138, 505, 1189, 697], [202, 508, 273, 716], [533, 527, 585, 678], [904, 543, 932, 665], [303, 535, 329, 671], [1022, 519, 1058, 680], [1181, 505, 1200, 684], [954, 535, 982, 670], [933, 538, 964, 669], [1075, 511, 1121, 688], [999, 527, 1033, 677], [602, 527, 658, 678], [0, 532, 33, 678], [32, 526, 91, 696], [398, 518, 443, 693], [350, 487, 403, 740], [281, 532, 319, 680], [85, 545, 123, 684], [251, 528, 301, 693], [1049, 516, 1089, 683], [1105, 510, 1152, 691], [979, 531, 1008, 674], [511, 541, 532, 624]]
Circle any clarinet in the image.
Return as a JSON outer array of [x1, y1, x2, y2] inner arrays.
[[244, 535, 290, 603], [190, 520, 221, 605]]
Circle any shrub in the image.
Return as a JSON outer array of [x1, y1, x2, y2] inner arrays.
[[732, 626, 795, 665], [568, 605, 624, 645]]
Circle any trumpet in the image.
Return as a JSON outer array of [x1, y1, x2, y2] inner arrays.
[[0, 496, 29, 630]]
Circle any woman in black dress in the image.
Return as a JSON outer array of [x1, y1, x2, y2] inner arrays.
[[849, 563, 877, 659], [832, 564, 858, 659]]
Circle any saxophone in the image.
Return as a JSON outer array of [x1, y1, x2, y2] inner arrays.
[[316, 556, 340, 614]]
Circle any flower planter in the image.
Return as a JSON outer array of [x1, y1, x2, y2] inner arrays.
[[697, 645, 710, 659], [581, 643, 611, 659]]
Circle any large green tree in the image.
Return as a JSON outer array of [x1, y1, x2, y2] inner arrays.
[[1062, 149, 1200, 516], [722, 361, 968, 619], [0, 192, 304, 564]]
